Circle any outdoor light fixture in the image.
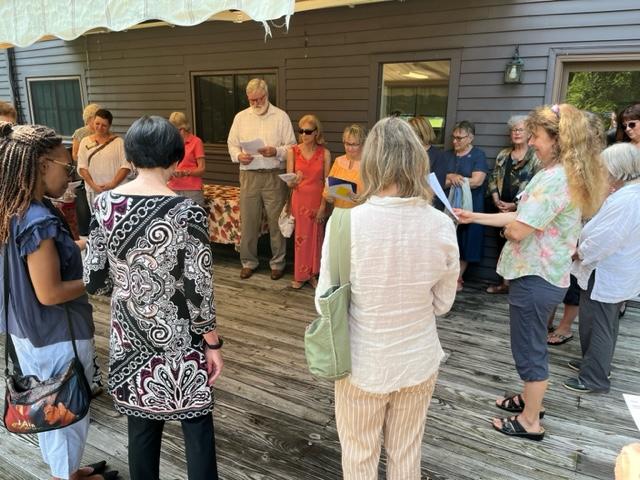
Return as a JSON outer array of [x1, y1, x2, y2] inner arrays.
[[504, 46, 524, 84]]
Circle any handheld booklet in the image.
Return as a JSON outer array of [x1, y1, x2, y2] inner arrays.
[[327, 176, 357, 201]]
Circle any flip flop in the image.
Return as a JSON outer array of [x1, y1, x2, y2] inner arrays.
[[493, 416, 545, 441], [547, 332, 573, 346]]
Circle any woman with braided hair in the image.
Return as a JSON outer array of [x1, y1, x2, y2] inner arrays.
[[455, 104, 608, 441], [0, 122, 114, 479]]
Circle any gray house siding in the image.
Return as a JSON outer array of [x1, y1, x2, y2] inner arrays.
[[2, 0, 640, 279], [0, 51, 11, 103]]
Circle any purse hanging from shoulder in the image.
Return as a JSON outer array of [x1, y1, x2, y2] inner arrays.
[[2, 246, 92, 434]]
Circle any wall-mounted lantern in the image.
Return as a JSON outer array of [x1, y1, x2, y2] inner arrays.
[[504, 46, 524, 84]]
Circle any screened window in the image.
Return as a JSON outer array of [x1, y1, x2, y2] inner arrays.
[[380, 61, 450, 144], [193, 72, 277, 144], [28, 77, 83, 137]]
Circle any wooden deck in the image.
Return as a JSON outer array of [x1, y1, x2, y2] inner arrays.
[[1, 246, 639, 479]]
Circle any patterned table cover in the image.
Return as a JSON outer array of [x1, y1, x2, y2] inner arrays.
[[203, 184, 268, 247]]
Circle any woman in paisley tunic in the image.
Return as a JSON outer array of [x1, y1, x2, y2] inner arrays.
[[84, 116, 223, 480]]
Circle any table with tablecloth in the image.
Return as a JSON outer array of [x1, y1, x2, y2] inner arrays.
[[203, 184, 268, 247]]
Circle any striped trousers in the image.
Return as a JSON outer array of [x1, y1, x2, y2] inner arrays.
[[335, 372, 438, 480]]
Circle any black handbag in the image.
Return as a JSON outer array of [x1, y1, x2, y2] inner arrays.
[[2, 247, 92, 434]]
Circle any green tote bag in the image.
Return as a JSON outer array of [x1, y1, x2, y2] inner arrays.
[[304, 208, 352, 380]]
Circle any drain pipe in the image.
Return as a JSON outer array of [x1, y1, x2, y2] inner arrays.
[[6, 47, 24, 124]]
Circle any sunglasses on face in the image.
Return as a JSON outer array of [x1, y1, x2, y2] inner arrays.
[[44, 157, 75, 176], [623, 121, 638, 130], [452, 135, 469, 141], [298, 128, 317, 135]]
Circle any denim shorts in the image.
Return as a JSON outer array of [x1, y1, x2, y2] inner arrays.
[[508, 276, 567, 381]]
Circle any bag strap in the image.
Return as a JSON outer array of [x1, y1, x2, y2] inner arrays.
[[328, 208, 351, 287], [3, 245, 11, 376], [87, 136, 117, 166]]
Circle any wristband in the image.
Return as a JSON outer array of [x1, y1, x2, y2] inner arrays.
[[205, 337, 223, 350]]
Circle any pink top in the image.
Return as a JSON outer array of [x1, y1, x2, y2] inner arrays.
[[168, 133, 205, 191]]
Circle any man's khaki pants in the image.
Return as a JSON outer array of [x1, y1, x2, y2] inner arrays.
[[239, 169, 288, 270], [335, 373, 438, 480]]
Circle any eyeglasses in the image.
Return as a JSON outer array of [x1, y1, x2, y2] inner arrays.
[[298, 128, 317, 135], [344, 142, 361, 148], [452, 135, 469, 141], [623, 121, 638, 130], [44, 157, 75, 176], [511, 128, 525, 133]]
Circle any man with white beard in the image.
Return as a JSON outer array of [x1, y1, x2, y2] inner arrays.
[[228, 78, 296, 280]]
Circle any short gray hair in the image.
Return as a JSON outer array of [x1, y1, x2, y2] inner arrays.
[[360, 117, 432, 202], [82, 103, 101, 124], [601, 143, 640, 182], [246, 78, 268, 97], [507, 115, 527, 129]]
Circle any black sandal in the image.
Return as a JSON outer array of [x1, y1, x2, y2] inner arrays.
[[493, 416, 545, 441], [496, 392, 545, 418], [84, 461, 107, 476]]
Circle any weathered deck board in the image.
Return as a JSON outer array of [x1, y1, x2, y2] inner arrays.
[[0, 247, 638, 479]]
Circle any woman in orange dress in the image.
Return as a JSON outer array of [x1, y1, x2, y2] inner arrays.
[[286, 114, 331, 289], [323, 124, 366, 209]]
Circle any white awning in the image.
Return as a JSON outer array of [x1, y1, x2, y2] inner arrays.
[[0, 0, 295, 48]]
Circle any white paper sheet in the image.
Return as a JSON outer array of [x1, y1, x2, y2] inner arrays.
[[623, 394, 640, 431], [278, 173, 298, 183], [428, 172, 457, 219], [240, 138, 266, 155]]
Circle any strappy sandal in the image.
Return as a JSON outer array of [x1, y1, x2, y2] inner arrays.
[[493, 416, 545, 441], [496, 392, 545, 418], [291, 280, 305, 289], [308, 276, 318, 288]]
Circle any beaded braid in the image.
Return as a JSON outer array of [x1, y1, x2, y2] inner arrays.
[[0, 121, 62, 243]]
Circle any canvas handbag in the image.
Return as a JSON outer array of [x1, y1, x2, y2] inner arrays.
[[304, 208, 351, 380], [2, 248, 91, 434]]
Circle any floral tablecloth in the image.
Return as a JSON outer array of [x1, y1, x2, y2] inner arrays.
[[203, 184, 268, 247]]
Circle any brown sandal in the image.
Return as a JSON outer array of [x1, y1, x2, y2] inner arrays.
[[291, 280, 305, 289]]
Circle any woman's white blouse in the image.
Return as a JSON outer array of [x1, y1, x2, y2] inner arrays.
[[315, 196, 460, 394], [572, 182, 640, 303]]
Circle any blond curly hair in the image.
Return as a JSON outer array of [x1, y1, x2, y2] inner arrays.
[[525, 104, 607, 218]]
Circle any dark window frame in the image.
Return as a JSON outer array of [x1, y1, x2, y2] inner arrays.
[[26, 76, 84, 138], [190, 69, 278, 145], [368, 50, 462, 151]]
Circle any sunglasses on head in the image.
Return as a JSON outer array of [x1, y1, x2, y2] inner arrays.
[[298, 128, 317, 135], [623, 121, 638, 130]]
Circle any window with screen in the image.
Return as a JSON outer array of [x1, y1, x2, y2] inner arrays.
[[28, 77, 83, 137]]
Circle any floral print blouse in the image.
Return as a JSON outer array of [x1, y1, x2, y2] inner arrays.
[[497, 165, 581, 288], [84, 192, 216, 420]]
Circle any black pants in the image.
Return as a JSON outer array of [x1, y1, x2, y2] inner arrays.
[[127, 413, 219, 480]]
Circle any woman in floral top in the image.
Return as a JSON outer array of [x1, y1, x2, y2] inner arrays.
[[85, 116, 223, 479], [455, 104, 607, 441]]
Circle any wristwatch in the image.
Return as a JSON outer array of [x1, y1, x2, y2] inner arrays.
[[205, 337, 224, 350]]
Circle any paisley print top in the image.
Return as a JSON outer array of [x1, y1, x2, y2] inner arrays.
[[84, 192, 216, 420]]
